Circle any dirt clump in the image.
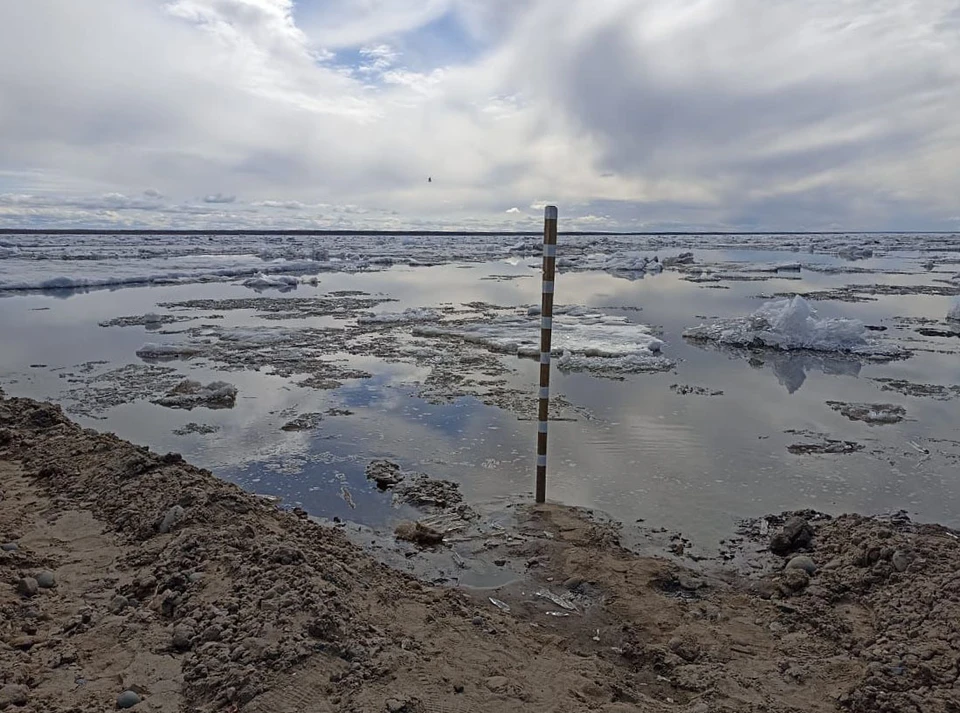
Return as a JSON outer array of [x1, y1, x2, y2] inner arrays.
[[394, 521, 445, 547]]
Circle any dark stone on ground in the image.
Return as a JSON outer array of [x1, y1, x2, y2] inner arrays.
[[785, 556, 817, 575], [16, 577, 39, 598], [770, 517, 814, 555], [116, 690, 141, 709]]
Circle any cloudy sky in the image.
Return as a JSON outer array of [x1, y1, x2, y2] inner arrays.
[[1, 0, 958, 231]]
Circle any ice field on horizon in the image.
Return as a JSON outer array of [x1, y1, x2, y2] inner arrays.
[[2, 230, 959, 293]]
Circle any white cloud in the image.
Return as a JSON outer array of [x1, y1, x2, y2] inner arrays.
[[298, 0, 452, 49], [203, 193, 238, 204], [253, 200, 307, 209], [357, 44, 400, 74], [0, 0, 957, 230]]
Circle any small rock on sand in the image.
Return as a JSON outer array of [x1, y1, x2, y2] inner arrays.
[[677, 574, 705, 591], [159, 505, 185, 534], [769, 516, 813, 555], [16, 577, 39, 598], [172, 624, 194, 651], [35, 570, 56, 588], [779, 568, 810, 594], [109, 595, 130, 614], [0, 542, 17, 551], [0, 684, 29, 709], [750, 580, 779, 600], [892, 550, 912, 572], [668, 636, 701, 662], [116, 690, 141, 709], [485, 676, 509, 693], [785, 555, 817, 575], [395, 521, 444, 547]]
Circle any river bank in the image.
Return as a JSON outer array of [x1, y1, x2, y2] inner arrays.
[[1, 392, 958, 712]]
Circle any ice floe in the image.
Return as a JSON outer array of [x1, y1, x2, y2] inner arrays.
[[153, 379, 238, 410], [948, 298, 960, 322], [683, 295, 905, 359], [241, 273, 301, 291], [837, 245, 874, 260], [413, 305, 672, 373], [358, 308, 443, 324], [136, 342, 204, 359]]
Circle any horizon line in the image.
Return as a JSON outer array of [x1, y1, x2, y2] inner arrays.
[[1, 229, 957, 236]]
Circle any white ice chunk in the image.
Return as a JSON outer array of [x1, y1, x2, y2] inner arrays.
[[948, 298, 960, 322], [683, 295, 905, 359], [241, 273, 300, 290], [576, 251, 657, 274], [837, 245, 873, 260], [358, 308, 442, 324]]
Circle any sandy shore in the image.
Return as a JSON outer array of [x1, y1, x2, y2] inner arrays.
[[1, 391, 958, 712]]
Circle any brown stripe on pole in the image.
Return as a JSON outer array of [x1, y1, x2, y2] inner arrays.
[[536, 205, 558, 504]]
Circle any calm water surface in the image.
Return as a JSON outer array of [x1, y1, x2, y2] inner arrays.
[[1, 246, 958, 550]]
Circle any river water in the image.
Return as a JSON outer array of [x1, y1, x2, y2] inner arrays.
[[1, 233, 958, 554]]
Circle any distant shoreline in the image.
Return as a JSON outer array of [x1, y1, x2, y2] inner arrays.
[[1, 229, 955, 236]]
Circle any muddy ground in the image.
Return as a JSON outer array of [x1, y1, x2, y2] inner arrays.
[[1, 392, 959, 712]]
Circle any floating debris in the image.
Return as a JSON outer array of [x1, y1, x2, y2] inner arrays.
[[280, 413, 324, 432], [153, 379, 238, 410], [172, 422, 221, 436], [670, 384, 724, 397], [826, 401, 906, 425], [788, 439, 864, 455]]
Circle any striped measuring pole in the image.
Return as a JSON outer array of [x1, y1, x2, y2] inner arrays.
[[535, 205, 558, 504]]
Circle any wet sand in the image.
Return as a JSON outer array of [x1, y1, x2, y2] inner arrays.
[[2, 391, 959, 712]]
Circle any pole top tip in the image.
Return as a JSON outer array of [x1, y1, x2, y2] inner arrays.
[[544, 205, 558, 220]]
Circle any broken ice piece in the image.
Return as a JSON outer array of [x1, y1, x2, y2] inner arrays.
[[488, 597, 511, 612], [535, 589, 577, 611]]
